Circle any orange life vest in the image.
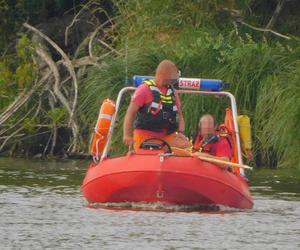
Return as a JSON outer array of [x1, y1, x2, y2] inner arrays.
[[90, 99, 115, 158], [224, 107, 239, 173]]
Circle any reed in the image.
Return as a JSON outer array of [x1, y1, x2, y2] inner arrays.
[[255, 61, 300, 169], [76, 1, 300, 169]]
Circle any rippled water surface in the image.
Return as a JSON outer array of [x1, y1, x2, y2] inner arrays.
[[0, 158, 299, 250]]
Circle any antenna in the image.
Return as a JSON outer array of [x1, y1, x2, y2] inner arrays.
[[124, 37, 128, 85]]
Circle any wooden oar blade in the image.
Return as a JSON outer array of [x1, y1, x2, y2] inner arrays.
[[198, 155, 253, 170]]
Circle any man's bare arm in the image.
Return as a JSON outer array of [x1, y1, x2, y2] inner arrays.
[[123, 102, 140, 145], [177, 109, 185, 132]]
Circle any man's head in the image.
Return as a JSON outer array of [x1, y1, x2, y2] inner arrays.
[[198, 114, 215, 138], [155, 60, 179, 87]]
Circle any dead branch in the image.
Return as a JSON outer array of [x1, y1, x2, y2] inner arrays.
[[48, 93, 57, 156], [0, 127, 24, 151], [239, 20, 291, 40], [0, 90, 28, 126], [89, 26, 101, 57], [98, 51, 113, 60], [65, 0, 98, 47], [17, 130, 51, 142], [0, 102, 41, 151], [222, 7, 292, 41], [97, 38, 123, 55], [35, 47, 79, 152], [0, 107, 35, 136], [32, 124, 68, 128], [43, 129, 53, 155], [0, 71, 50, 126], [0, 134, 25, 140], [74, 17, 116, 59], [47, 88, 57, 104], [87, 15, 115, 56], [74, 35, 91, 59], [72, 56, 98, 67], [24, 23, 78, 132], [266, 0, 286, 30], [50, 125, 57, 155]]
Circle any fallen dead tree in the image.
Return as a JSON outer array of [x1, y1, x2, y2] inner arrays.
[[0, 6, 117, 157]]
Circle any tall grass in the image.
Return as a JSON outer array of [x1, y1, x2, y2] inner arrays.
[[255, 61, 300, 169], [77, 1, 300, 168]]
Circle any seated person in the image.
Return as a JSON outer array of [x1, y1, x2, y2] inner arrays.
[[123, 60, 190, 151], [193, 114, 232, 163]]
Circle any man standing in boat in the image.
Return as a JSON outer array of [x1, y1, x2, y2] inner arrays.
[[123, 60, 190, 150]]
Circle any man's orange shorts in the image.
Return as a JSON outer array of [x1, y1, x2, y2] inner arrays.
[[133, 129, 190, 151]]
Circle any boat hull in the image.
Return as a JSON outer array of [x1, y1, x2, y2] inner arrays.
[[81, 153, 253, 209]]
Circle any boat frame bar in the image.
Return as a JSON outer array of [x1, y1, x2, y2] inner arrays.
[[100, 87, 244, 175]]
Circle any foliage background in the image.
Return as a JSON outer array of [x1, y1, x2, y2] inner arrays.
[[0, 0, 299, 169]]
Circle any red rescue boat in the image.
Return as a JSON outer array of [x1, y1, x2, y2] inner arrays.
[[82, 152, 253, 208], [82, 76, 254, 209]]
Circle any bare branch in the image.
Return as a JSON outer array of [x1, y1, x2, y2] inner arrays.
[[89, 26, 101, 57], [239, 20, 291, 40], [74, 35, 91, 58], [0, 127, 24, 151], [97, 38, 123, 55], [0, 134, 24, 140], [222, 7, 292, 41], [0, 107, 35, 136], [46, 95, 56, 156], [35, 47, 79, 152], [24, 23, 78, 130], [50, 125, 57, 155], [73, 56, 98, 67], [64, 0, 95, 46], [0, 99, 41, 152], [0, 71, 50, 126], [266, 0, 286, 30]]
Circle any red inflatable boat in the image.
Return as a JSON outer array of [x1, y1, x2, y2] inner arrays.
[[82, 77, 254, 209]]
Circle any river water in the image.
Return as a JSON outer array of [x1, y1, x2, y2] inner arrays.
[[0, 158, 299, 250]]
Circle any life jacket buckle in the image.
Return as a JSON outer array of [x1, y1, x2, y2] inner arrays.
[[162, 112, 168, 119]]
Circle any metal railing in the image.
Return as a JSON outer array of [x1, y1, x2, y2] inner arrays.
[[100, 87, 244, 175]]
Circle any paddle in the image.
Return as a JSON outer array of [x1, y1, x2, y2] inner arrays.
[[170, 147, 253, 170], [197, 155, 253, 170]]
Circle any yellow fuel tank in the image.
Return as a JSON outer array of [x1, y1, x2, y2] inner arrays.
[[238, 115, 252, 152]]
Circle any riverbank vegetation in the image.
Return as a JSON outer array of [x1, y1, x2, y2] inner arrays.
[[0, 0, 299, 169]]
